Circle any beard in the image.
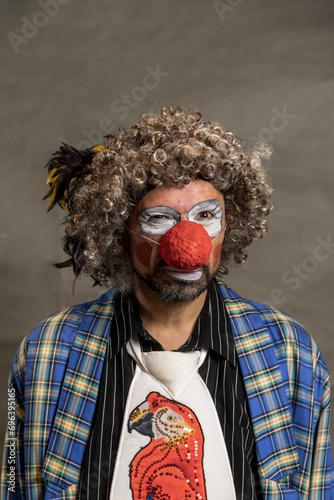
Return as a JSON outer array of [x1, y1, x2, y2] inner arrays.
[[133, 263, 215, 303]]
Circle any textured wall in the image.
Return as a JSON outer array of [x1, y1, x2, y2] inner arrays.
[[1, 0, 333, 451]]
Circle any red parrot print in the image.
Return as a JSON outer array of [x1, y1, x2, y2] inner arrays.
[[128, 392, 207, 500]]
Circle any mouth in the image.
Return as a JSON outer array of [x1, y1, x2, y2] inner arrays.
[[164, 267, 203, 282]]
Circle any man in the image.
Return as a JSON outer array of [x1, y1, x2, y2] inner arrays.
[[1, 106, 333, 499]]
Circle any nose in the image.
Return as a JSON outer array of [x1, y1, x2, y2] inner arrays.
[[159, 220, 212, 270]]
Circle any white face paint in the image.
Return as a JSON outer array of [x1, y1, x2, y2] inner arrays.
[[187, 200, 223, 238], [137, 199, 223, 238], [138, 206, 180, 236]]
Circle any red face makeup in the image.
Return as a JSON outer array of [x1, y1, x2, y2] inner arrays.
[[136, 242, 153, 268]]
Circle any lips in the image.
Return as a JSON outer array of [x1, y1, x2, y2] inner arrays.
[[164, 267, 203, 282]]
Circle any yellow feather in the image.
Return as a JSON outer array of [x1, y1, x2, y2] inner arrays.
[[46, 167, 61, 185], [91, 144, 104, 153], [46, 165, 68, 210], [46, 193, 67, 210]]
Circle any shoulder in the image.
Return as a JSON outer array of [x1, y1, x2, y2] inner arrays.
[[9, 287, 119, 405], [215, 278, 328, 377], [23, 287, 119, 353], [216, 278, 330, 410], [216, 277, 306, 332]]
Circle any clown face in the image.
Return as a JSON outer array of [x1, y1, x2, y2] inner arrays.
[[127, 180, 226, 302]]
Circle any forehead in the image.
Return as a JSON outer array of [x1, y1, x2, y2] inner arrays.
[[133, 180, 224, 214]]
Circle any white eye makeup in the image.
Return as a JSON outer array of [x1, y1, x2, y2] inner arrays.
[[138, 206, 180, 236], [187, 200, 223, 238], [137, 199, 223, 238]]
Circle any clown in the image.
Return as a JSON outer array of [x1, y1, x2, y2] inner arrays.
[[1, 106, 333, 499]]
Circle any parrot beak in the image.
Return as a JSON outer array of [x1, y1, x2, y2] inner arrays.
[[128, 401, 154, 437]]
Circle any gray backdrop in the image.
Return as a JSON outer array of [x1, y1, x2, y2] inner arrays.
[[1, 0, 333, 450]]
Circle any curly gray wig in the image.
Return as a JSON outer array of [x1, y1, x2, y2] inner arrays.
[[45, 105, 272, 291]]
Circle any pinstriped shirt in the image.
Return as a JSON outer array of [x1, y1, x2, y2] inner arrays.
[[78, 281, 262, 499]]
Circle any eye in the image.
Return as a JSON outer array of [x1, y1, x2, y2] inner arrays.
[[195, 211, 215, 220], [167, 415, 176, 421], [148, 214, 170, 222]]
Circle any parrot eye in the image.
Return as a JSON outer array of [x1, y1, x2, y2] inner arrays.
[[167, 415, 175, 421]]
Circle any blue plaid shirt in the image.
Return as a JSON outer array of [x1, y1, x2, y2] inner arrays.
[[1, 279, 333, 499]]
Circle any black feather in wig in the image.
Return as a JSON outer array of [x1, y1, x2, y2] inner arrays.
[[43, 142, 104, 212], [43, 142, 105, 281]]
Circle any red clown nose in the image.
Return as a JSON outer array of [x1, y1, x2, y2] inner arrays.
[[159, 220, 212, 270]]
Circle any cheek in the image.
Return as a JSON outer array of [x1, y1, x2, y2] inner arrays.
[[213, 243, 222, 268], [136, 242, 153, 267]]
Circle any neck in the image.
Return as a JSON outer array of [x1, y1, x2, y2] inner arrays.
[[134, 279, 208, 351]]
